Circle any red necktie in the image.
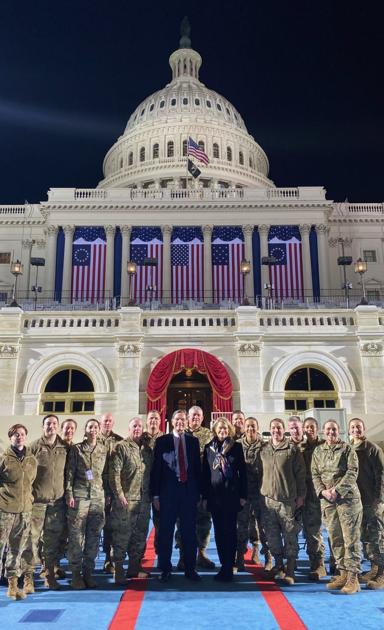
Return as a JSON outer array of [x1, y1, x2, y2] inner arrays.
[[178, 438, 187, 482]]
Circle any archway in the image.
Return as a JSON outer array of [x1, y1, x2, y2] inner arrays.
[[146, 348, 233, 429]]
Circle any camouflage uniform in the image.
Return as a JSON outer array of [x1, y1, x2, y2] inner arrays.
[[65, 440, 108, 571], [311, 440, 362, 573], [109, 438, 153, 566], [352, 438, 384, 567], [237, 435, 268, 555], [175, 425, 213, 552], [300, 438, 326, 565], [142, 430, 163, 553], [0, 447, 37, 577], [22, 436, 68, 573], [259, 439, 306, 561], [98, 432, 123, 560]]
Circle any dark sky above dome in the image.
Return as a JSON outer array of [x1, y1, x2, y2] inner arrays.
[[1, 0, 382, 204]]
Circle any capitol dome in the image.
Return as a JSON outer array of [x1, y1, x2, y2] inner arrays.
[[98, 23, 274, 191]]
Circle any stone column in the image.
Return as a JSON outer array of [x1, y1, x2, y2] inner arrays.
[[316, 224, 330, 296], [120, 225, 131, 305], [105, 225, 115, 300], [203, 225, 213, 303], [62, 225, 74, 303], [242, 225, 254, 303], [299, 224, 313, 299], [162, 225, 172, 303], [20, 239, 34, 298], [45, 226, 58, 296], [258, 224, 270, 293]]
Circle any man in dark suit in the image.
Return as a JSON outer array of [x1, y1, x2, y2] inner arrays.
[[151, 409, 202, 582]]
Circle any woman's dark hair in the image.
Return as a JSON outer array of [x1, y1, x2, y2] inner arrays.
[[8, 423, 28, 438]]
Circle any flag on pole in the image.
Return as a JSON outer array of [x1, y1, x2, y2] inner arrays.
[[130, 227, 163, 303], [171, 227, 204, 303], [187, 137, 209, 165], [72, 227, 106, 302], [212, 226, 244, 303], [187, 159, 201, 179], [268, 225, 303, 300]]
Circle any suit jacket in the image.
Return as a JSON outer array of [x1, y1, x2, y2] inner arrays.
[[202, 438, 247, 513], [150, 432, 202, 503]]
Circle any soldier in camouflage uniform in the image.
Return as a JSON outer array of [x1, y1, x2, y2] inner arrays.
[[175, 406, 214, 570], [311, 419, 362, 594], [236, 418, 272, 571], [349, 417, 384, 589], [98, 412, 123, 574], [65, 419, 108, 589], [301, 418, 326, 580], [0, 424, 37, 600], [22, 414, 69, 592], [109, 417, 153, 584], [142, 411, 164, 556], [259, 418, 306, 585]]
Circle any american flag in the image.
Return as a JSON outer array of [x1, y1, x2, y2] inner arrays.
[[171, 227, 204, 303], [212, 226, 244, 303], [130, 227, 163, 303], [72, 227, 106, 302], [187, 137, 209, 165], [268, 226, 303, 300]]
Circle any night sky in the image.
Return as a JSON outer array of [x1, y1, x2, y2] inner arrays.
[[1, 0, 383, 204]]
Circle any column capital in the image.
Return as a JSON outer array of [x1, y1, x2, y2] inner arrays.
[[45, 225, 59, 237], [105, 225, 116, 237], [120, 225, 131, 237], [161, 225, 172, 237], [316, 224, 328, 235], [22, 239, 34, 249], [299, 224, 311, 236], [258, 224, 270, 236], [63, 225, 75, 237], [242, 224, 254, 237], [202, 224, 213, 237]]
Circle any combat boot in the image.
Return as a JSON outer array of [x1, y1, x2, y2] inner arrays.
[[326, 569, 347, 590], [267, 556, 285, 579], [44, 565, 60, 590], [126, 560, 150, 578], [283, 558, 296, 585], [7, 576, 26, 600], [234, 553, 245, 572], [83, 568, 97, 588], [309, 560, 327, 581], [23, 573, 35, 594], [54, 564, 66, 579], [264, 552, 273, 572], [341, 571, 360, 594], [367, 565, 384, 590], [197, 549, 215, 569], [251, 544, 260, 564], [114, 562, 128, 586], [103, 558, 115, 574], [70, 570, 86, 590], [360, 562, 378, 583]]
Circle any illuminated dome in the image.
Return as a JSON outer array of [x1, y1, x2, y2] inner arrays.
[[98, 20, 274, 190]]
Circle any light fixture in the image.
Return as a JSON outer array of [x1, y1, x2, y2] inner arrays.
[[240, 259, 251, 305], [126, 261, 137, 305], [354, 257, 368, 305], [8, 259, 23, 308]]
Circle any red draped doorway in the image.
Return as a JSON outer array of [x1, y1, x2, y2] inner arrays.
[[146, 348, 233, 430]]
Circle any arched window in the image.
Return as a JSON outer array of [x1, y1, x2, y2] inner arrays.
[[128, 152, 133, 166], [213, 143, 219, 158], [40, 368, 95, 414], [227, 146, 232, 162], [198, 141, 205, 152], [249, 156, 254, 169], [284, 367, 338, 412], [119, 157, 124, 169], [139, 147, 145, 162], [239, 151, 244, 165], [167, 141, 174, 157], [182, 139, 188, 156], [153, 143, 159, 159]]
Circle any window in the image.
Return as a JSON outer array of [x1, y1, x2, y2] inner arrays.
[[171, 98, 176, 106], [153, 143, 159, 159], [206, 100, 211, 108], [182, 139, 188, 156], [0, 253, 11, 264], [167, 141, 174, 157], [149, 103, 154, 112], [198, 141, 205, 152], [284, 366, 338, 412], [367, 289, 380, 301], [239, 151, 244, 165], [226, 107, 231, 116], [249, 156, 253, 169], [213, 143, 219, 159], [195, 98, 200, 105], [217, 103, 222, 111], [182, 97, 188, 105], [141, 108, 145, 116], [227, 146, 232, 161], [139, 147, 145, 162], [128, 151, 133, 166], [159, 100, 165, 109], [41, 368, 95, 414], [363, 250, 377, 262], [119, 157, 123, 169]]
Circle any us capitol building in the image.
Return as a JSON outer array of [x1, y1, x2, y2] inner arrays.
[[0, 24, 383, 446]]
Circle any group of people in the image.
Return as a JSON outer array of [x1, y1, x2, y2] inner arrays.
[[0, 407, 383, 600]]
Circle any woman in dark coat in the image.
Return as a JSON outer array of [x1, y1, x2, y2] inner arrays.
[[202, 417, 247, 581]]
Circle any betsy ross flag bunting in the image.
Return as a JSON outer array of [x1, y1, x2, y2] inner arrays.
[[212, 226, 244, 303], [171, 227, 204, 303], [130, 227, 163, 303], [268, 225, 303, 300], [187, 137, 209, 165], [72, 227, 106, 302]]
